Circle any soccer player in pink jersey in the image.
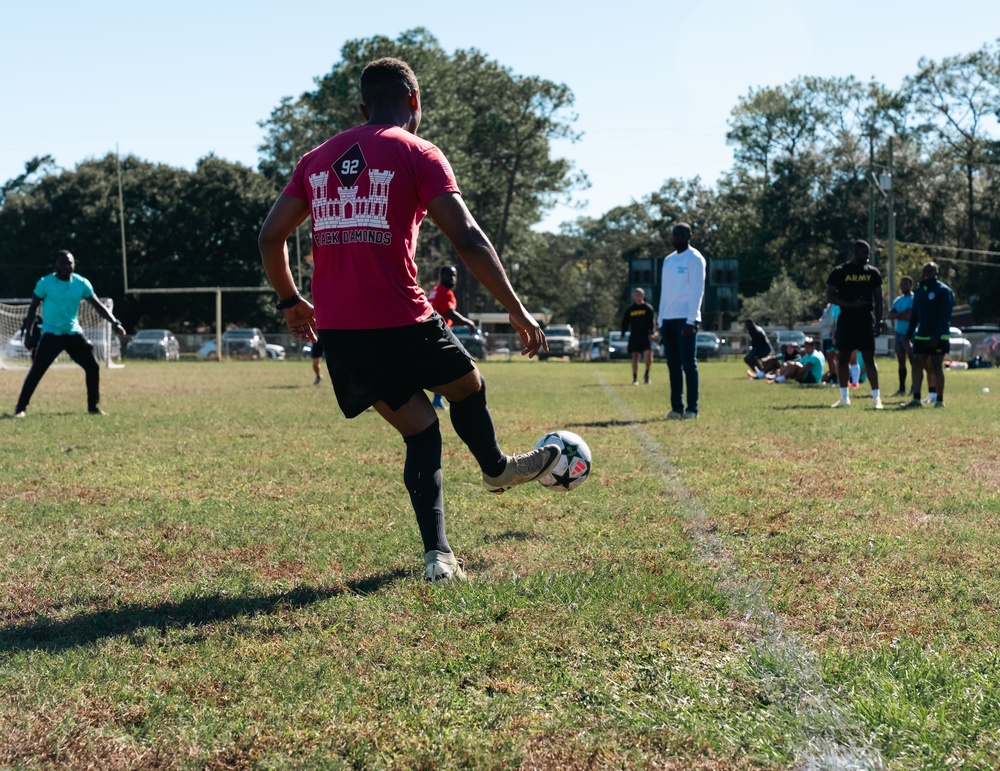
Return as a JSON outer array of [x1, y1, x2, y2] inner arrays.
[[259, 58, 560, 582]]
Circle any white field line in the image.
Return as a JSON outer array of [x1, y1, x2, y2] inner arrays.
[[597, 374, 884, 771]]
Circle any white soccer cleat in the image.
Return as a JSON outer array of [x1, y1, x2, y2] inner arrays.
[[424, 550, 467, 582], [831, 398, 851, 408], [873, 397, 884, 410], [482, 444, 561, 493], [13, 411, 25, 418]]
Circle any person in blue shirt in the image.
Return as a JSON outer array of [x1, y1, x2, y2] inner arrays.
[[900, 262, 953, 409], [886, 275, 914, 396], [13, 250, 125, 417]]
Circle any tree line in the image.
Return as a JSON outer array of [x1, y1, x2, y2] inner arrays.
[[1, 30, 997, 334]]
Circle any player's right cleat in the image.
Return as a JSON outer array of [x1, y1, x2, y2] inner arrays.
[[313, 375, 321, 385], [666, 410, 684, 420], [13, 410, 25, 418], [873, 397, 884, 410], [933, 401, 945, 408], [900, 398, 922, 409], [831, 398, 851, 408], [88, 407, 106, 415], [482, 444, 561, 493], [424, 550, 467, 582]]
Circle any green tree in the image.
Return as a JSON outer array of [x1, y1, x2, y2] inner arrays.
[[738, 270, 813, 329], [0, 155, 277, 330]]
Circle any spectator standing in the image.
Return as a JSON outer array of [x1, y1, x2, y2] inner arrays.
[[310, 338, 325, 385], [818, 302, 840, 383], [825, 240, 883, 410], [428, 265, 477, 409], [901, 262, 953, 409], [621, 287, 656, 385], [658, 223, 706, 419], [887, 276, 914, 396]]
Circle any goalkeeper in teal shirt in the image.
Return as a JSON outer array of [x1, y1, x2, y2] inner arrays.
[[13, 250, 125, 418]]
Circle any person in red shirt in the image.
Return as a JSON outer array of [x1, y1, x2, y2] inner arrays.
[[259, 58, 561, 582], [428, 265, 477, 409]]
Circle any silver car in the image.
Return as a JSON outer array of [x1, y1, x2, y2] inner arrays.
[[126, 329, 180, 360], [222, 328, 269, 359]]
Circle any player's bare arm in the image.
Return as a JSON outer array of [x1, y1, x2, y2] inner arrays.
[[259, 194, 317, 342], [426, 192, 546, 358], [86, 295, 126, 335]]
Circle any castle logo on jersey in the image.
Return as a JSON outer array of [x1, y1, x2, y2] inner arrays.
[[308, 143, 395, 242]]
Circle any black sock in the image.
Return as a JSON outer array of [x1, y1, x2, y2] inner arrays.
[[898, 367, 906, 391], [449, 380, 505, 477], [403, 421, 449, 554]]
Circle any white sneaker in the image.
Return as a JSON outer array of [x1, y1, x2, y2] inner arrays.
[[13, 410, 25, 418], [424, 550, 467, 582], [831, 398, 851, 408], [873, 397, 884, 410], [482, 444, 561, 493]]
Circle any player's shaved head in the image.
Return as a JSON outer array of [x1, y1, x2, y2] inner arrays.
[[361, 58, 419, 108]]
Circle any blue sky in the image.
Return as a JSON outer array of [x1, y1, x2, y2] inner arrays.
[[1, 0, 995, 232]]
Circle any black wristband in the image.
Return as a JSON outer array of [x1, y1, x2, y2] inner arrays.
[[275, 293, 302, 310]]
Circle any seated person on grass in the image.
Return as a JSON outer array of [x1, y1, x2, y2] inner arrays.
[[770, 337, 824, 384]]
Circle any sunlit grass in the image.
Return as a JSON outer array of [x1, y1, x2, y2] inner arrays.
[[1, 357, 998, 768]]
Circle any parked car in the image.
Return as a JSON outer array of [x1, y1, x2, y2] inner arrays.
[[769, 329, 807, 352], [221, 328, 268, 359], [607, 331, 630, 360], [586, 337, 609, 361], [125, 329, 180, 360], [265, 343, 286, 360], [949, 327, 972, 360], [1, 334, 30, 364], [695, 331, 721, 359], [540, 324, 580, 360], [452, 325, 487, 359]]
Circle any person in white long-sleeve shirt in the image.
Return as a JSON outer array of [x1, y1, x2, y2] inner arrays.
[[657, 223, 706, 419]]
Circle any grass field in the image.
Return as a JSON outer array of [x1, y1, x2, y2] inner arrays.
[[2, 357, 999, 769]]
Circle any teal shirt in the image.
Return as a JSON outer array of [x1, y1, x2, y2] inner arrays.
[[890, 293, 913, 334], [34, 273, 94, 335], [800, 350, 824, 382]]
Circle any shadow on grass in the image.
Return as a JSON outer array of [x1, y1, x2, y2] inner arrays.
[[0, 570, 408, 653], [768, 404, 839, 410], [482, 530, 540, 544], [567, 418, 661, 429]]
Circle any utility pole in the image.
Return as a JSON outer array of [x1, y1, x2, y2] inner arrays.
[[886, 137, 896, 306], [867, 141, 875, 253]]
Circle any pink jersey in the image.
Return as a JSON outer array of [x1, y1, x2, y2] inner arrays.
[[283, 124, 460, 329]]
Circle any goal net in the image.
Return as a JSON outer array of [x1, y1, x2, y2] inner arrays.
[[0, 299, 123, 370]]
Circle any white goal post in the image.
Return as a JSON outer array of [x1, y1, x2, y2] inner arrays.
[[0, 299, 123, 370]]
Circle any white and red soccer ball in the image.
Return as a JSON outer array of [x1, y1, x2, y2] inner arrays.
[[534, 430, 592, 491]]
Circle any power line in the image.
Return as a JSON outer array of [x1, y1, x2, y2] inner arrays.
[[896, 241, 1000, 268]]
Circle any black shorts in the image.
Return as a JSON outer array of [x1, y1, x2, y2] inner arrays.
[[822, 338, 835, 354], [318, 313, 475, 419], [913, 337, 948, 356], [801, 371, 819, 385], [311, 339, 324, 359], [835, 314, 875, 354], [627, 334, 651, 353], [749, 344, 771, 360]]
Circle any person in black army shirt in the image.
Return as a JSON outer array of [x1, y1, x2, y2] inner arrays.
[[825, 240, 883, 410], [621, 287, 657, 385]]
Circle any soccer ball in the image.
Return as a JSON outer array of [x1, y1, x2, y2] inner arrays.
[[534, 430, 592, 491]]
